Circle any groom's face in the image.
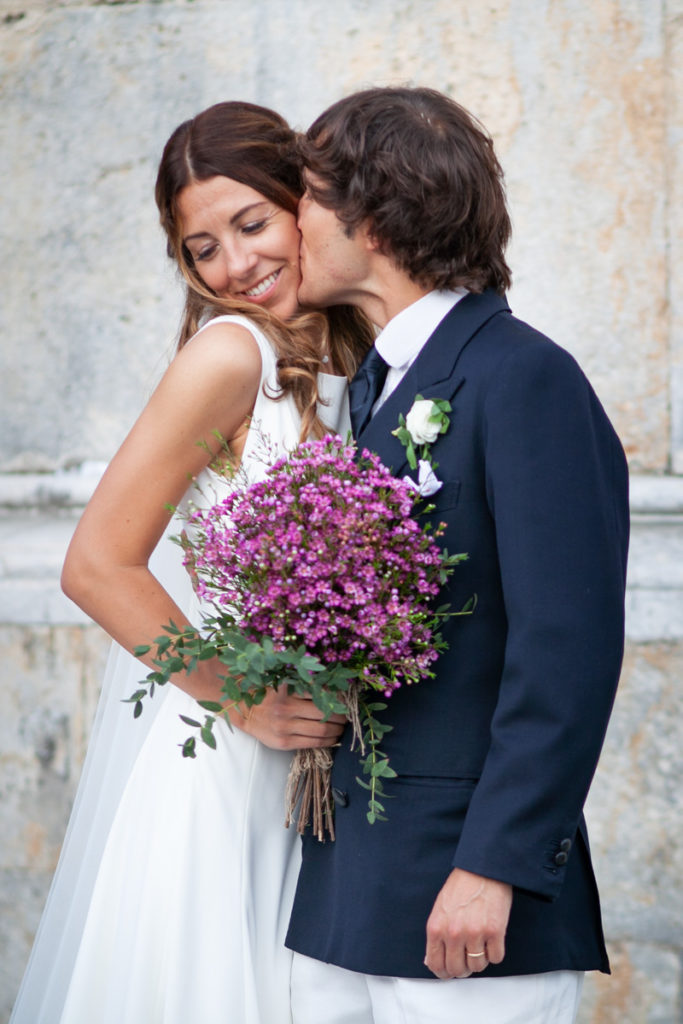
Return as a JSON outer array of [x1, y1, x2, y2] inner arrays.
[[297, 172, 372, 311]]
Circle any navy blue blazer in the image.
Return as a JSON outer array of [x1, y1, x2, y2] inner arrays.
[[286, 290, 629, 978]]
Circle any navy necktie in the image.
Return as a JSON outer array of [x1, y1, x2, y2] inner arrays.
[[349, 346, 389, 437]]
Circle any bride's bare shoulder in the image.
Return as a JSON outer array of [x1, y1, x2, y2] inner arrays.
[[140, 318, 263, 444], [175, 318, 263, 377]]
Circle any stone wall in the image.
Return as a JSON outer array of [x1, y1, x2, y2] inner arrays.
[[1, 1, 681, 1021]]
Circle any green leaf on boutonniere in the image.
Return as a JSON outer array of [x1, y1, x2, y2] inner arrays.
[[429, 398, 452, 435], [391, 413, 418, 469]]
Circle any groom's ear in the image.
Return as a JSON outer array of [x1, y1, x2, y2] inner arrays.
[[364, 225, 381, 252], [349, 219, 379, 252]]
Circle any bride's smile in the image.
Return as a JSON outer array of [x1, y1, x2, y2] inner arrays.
[[241, 268, 282, 299]]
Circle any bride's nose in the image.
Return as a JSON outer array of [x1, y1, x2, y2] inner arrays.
[[224, 239, 259, 284]]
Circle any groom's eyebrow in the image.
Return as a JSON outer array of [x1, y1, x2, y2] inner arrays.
[[183, 202, 271, 243]]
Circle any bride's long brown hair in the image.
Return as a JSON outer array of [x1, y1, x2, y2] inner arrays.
[[155, 102, 374, 440]]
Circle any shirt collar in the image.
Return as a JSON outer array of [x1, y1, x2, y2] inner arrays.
[[375, 288, 467, 369]]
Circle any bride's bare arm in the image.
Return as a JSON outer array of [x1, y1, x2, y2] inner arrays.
[[61, 322, 345, 750]]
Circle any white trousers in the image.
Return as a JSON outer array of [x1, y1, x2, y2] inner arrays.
[[291, 953, 584, 1024]]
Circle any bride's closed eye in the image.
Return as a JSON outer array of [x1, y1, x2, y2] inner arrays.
[[195, 243, 219, 262], [240, 217, 270, 235]]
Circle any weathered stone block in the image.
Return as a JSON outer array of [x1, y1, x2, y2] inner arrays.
[[578, 941, 681, 1024], [586, 643, 683, 948], [0, 623, 108, 1022], [0, 869, 54, 1024], [1, 624, 108, 872]]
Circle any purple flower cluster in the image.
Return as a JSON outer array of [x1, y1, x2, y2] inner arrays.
[[187, 435, 447, 696]]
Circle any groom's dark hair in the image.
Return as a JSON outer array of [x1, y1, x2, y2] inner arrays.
[[299, 86, 512, 295]]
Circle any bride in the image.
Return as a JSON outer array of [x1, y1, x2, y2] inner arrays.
[[10, 101, 373, 1024]]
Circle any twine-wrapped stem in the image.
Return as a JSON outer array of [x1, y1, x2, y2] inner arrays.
[[284, 684, 365, 842]]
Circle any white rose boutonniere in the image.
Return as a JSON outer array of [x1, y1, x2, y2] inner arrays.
[[392, 395, 451, 471], [405, 399, 442, 445]]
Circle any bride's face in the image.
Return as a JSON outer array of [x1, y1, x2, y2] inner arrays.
[[177, 176, 302, 320]]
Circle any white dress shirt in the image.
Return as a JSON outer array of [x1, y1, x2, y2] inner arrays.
[[372, 288, 467, 414]]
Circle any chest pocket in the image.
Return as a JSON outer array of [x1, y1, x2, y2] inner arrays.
[[416, 480, 461, 533], [431, 480, 461, 513]]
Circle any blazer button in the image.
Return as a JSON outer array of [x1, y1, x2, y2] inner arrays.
[[332, 787, 349, 808], [554, 851, 569, 866], [559, 838, 573, 853]]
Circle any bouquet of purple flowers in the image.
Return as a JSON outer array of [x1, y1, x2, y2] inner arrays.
[[130, 435, 469, 840]]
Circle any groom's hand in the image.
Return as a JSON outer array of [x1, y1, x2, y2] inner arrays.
[[424, 868, 512, 979], [236, 689, 347, 751]]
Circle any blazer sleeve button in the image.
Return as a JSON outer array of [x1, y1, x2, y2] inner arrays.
[[553, 851, 569, 866], [559, 838, 573, 853], [332, 787, 349, 808]]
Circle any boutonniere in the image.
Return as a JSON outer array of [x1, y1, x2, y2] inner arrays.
[[392, 396, 451, 495]]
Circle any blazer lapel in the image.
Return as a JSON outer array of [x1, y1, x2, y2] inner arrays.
[[356, 290, 509, 475], [414, 288, 510, 393]]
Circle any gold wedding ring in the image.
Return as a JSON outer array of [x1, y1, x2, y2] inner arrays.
[[466, 950, 486, 958]]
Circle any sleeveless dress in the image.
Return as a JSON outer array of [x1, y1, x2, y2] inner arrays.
[[10, 316, 351, 1024]]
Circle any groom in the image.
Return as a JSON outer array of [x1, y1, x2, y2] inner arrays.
[[286, 87, 629, 1023]]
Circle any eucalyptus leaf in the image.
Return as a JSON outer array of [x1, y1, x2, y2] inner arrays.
[[200, 724, 217, 749], [122, 689, 147, 703], [181, 737, 196, 759], [179, 715, 201, 728], [198, 700, 225, 713]]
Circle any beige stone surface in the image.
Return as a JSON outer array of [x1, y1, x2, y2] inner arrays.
[[0, 624, 106, 872], [581, 639, 683, 1021], [586, 643, 683, 944], [502, 0, 669, 470], [579, 941, 681, 1024], [0, 0, 675, 470], [0, 623, 108, 1024], [666, 0, 683, 471]]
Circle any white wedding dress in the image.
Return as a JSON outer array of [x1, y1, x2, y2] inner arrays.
[[10, 316, 350, 1024]]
